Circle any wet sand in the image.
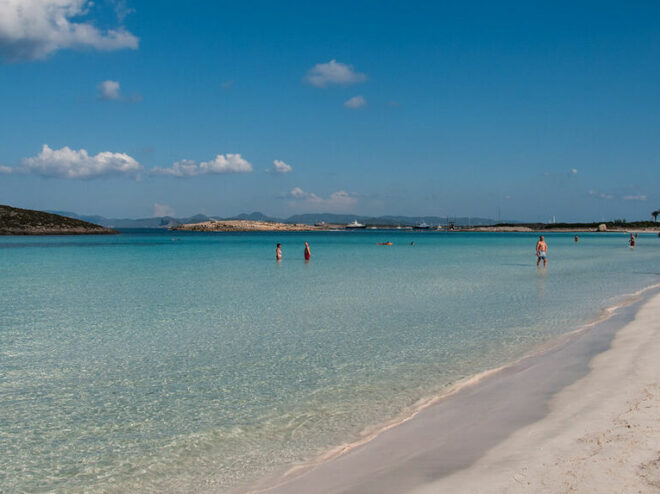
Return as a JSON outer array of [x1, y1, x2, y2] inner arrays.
[[248, 287, 660, 494]]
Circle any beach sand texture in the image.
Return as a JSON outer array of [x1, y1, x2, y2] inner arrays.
[[256, 290, 660, 494], [423, 291, 660, 494]]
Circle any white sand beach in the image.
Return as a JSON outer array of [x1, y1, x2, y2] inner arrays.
[[253, 289, 660, 494], [418, 291, 660, 494]]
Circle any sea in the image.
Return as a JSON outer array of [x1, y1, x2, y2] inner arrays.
[[2, 230, 659, 493]]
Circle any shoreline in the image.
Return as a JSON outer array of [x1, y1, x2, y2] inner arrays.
[[242, 284, 660, 494]]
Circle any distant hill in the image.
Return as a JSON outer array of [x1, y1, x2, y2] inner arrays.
[[46, 210, 507, 228], [226, 211, 280, 222], [48, 211, 213, 229], [1, 205, 117, 235]]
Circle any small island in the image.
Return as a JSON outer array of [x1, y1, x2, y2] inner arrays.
[[0, 205, 117, 235], [171, 219, 332, 232]]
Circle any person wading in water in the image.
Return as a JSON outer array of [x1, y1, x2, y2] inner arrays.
[[536, 235, 548, 267]]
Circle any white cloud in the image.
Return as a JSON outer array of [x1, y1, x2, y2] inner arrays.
[[111, 0, 134, 23], [304, 59, 367, 87], [150, 154, 254, 177], [272, 159, 293, 174], [19, 144, 141, 179], [288, 187, 358, 212], [623, 194, 647, 201], [0, 0, 139, 62], [343, 95, 367, 109], [97, 79, 141, 102], [153, 203, 175, 217], [0, 164, 14, 174], [571, 168, 578, 174], [98, 80, 120, 100]]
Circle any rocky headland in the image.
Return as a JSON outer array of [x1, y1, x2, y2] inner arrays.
[[0, 205, 117, 235]]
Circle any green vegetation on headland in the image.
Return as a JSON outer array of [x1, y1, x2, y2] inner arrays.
[[0, 205, 117, 235]]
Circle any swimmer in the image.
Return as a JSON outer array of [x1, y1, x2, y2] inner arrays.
[[629, 234, 635, 248], [304, 241, 311, 261], [574, 235, 578, 243], [276, 243, 282, 260]]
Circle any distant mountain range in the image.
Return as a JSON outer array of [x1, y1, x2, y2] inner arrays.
[[47, 210, 507, 228]]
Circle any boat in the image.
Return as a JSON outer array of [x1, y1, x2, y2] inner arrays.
[[413, 222, 432, 230], [346, 220, 366, 229]]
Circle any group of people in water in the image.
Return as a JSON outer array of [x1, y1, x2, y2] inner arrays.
[[536, 232, 642, 268], [276, 241, 311, 262], [278, 232, 645, 264]]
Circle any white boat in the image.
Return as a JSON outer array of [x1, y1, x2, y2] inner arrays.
[[413, 222, 431, 230], [346, 220, 366, 229]]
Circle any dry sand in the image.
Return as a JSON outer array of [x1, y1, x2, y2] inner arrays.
[[251, 288, 660, 494], [416, 290, 660, 494]]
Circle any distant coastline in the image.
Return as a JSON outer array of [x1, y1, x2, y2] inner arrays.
[[4, 204, 660, 234], [171, 218, 660, 233], [170, 219, 334, 232]]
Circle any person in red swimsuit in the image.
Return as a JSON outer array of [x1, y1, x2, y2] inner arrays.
[[304, 241, 311, 261]]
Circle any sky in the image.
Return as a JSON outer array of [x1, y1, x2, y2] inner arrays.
[[1, 0, 659, 222]]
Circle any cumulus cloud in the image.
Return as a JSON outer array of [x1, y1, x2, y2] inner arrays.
[[16, 144, 141, 179], [304, 59, 367, 87], [153, 203, 175, 217], [0, 164, 15, 174], [0, 0, 139, 62], [288, 187, 358, 211], [343, 95, 367, 109], [97, 79, 141, 102], [150, 154, 254, 177], [270, 159, 293, 174], [571, 168, 578, 174], [98, 80, 120, 100]]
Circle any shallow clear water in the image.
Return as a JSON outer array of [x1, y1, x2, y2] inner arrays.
[[1, 230, 659, 492]]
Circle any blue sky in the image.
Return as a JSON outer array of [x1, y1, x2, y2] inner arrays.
[[1, 1, 659, 221]]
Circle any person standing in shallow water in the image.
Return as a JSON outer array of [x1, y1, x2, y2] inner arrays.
[[536, 235, 548, 267], [276, 243, 282, 261], [304, 242, 311, 261]]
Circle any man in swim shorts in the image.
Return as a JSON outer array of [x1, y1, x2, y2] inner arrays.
[[536, 235, 548, 267]]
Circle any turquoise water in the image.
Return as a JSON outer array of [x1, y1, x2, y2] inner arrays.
[[2, 230, 660, 492]]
